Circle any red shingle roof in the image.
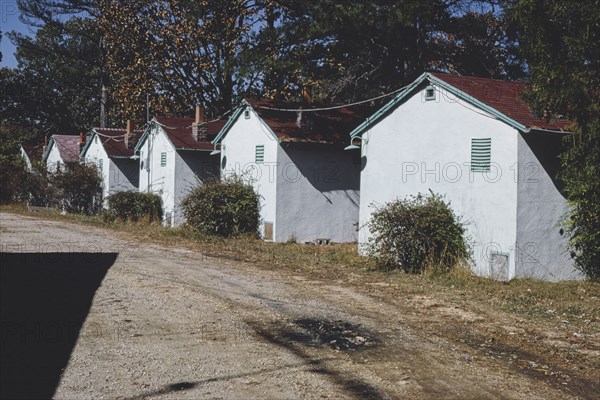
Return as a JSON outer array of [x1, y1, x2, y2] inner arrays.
[[430, 73, 574, 131], [247, 99, 370, 143], [52, 135, 81, 163], [21, 142, 44, 162], [154, 116, 226, 150], [94, 128, 143, 157]]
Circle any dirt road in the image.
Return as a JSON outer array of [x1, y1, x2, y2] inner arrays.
[[0, 213, 591, 399]]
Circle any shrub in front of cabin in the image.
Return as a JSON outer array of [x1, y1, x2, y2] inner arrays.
[[0, 157, 30, 204], [23, 162, 56, 207], [367, 192, 469, 274], [105, 191, 163, 223], [182, 177, 260, 238], [51, 163, 103, 215]]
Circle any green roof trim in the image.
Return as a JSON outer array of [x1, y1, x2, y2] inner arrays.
[[212, 99, 281, 145], [42, 136, 58, 163], [134, 123, 153, 153], [427, 74, 527, 132], [211, 102, 246, 145], [349, 72, 528, 139], [79, 129, 97, 159]]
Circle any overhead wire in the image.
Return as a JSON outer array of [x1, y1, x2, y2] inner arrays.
[[253, 84, 411, 112], [87, 83, 412, 139]]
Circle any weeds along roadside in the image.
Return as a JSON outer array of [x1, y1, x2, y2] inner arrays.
[[1, 203, 598, 338]]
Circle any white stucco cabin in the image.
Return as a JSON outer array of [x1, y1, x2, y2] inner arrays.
[[20, 142, 43, 171], [351, 72, 579, 281], [42, 134, 82, 172], [80, 127, 141, 201], [213, 99, 367, 243], [135, 114, 223, 226]]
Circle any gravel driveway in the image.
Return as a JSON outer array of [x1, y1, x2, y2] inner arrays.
[[0, 213, 578, 399]]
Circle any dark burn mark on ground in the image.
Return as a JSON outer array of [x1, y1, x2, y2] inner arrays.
[[293, 318, 380, 351], [249, 318, 386, 400]]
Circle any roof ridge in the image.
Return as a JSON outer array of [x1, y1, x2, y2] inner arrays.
[[430, 71, 527, 86]]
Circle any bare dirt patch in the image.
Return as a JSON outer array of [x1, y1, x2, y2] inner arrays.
[[1, 211, 598, 399]]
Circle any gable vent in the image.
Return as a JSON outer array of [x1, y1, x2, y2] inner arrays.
[[471, 138, 491, 172], [424, 85, 436, 101], [255, 145, 264, 164]]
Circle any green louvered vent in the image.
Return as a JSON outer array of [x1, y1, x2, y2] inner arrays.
[[160, 152, 167, 167], [98, 159, 103, 171], [471, 138, 491, 172], [255, 145, 264, 164]]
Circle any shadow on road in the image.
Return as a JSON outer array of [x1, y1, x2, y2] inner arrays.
[[0, 252, 117, 399], [249, 318, 386, 400]]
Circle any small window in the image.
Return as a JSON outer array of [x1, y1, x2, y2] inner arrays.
[[244, 108, 251, 119], [98, 159, 103, 171], [424, 85, 436, 101], [471, 138, 491, 172], [95, 135, 98, 144], [160, 152, 167, 167], [255, 145, 264, 164]]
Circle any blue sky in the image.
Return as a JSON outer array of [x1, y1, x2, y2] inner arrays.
[[1, 0, 36, 68]]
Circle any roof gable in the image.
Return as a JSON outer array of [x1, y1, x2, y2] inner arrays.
[[21, 142, 44, 162], [81, 128, 143, 159], [430, 73, 573, 132], [214, 98, 370, 145], [350, 72, 574, 138], [43, 134, 81, 163], [151, 116, 226, 151]]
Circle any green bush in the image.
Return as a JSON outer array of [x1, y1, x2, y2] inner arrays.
[[560, 123, 600, 281], [106, 191, 163, 223], [23, 163, 56, 207], [182, 177, 260, 238], [51, 163, 103, 215], [367, 192, 469, 274], [0, 158, 30, 204]]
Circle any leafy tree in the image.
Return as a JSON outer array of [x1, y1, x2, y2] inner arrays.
[[2, 17, 106, 137], [508, 0, 600, 279], [0, 122, 32, 204], [16, 0, 97, 26], [97, 0, 266, 119], [444, 10, 526, 79], [249, 0, 525, 102]]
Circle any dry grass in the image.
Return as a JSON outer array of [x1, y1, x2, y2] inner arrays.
[[1, 204, 598, 336]]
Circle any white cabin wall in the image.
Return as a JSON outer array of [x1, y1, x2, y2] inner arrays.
[[109, 158, 139, 194], [20, 147, 32, 171], [358, 84, 519, 278], [275, 143, 360, 243], [516, 132, 580, 280], [45, 142, 64, 173], [82, 135, 111, 201], [220, 108, 279, 240], [172, 151, 220, 226], [138, 126, 176, 225]]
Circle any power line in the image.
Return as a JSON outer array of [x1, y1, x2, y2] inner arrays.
[[254, 84, 411, 112]]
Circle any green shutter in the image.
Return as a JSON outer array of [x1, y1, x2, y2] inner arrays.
[[160, 152, 167, 167], [471, 138, 491, 172], [255, 145, 264, 164]]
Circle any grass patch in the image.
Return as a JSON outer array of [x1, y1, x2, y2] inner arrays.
[[1, 204, 598, 335]]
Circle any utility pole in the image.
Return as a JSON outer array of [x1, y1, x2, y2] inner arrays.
[[100, 85, 107, 128], [100, 35, 107, 128]]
